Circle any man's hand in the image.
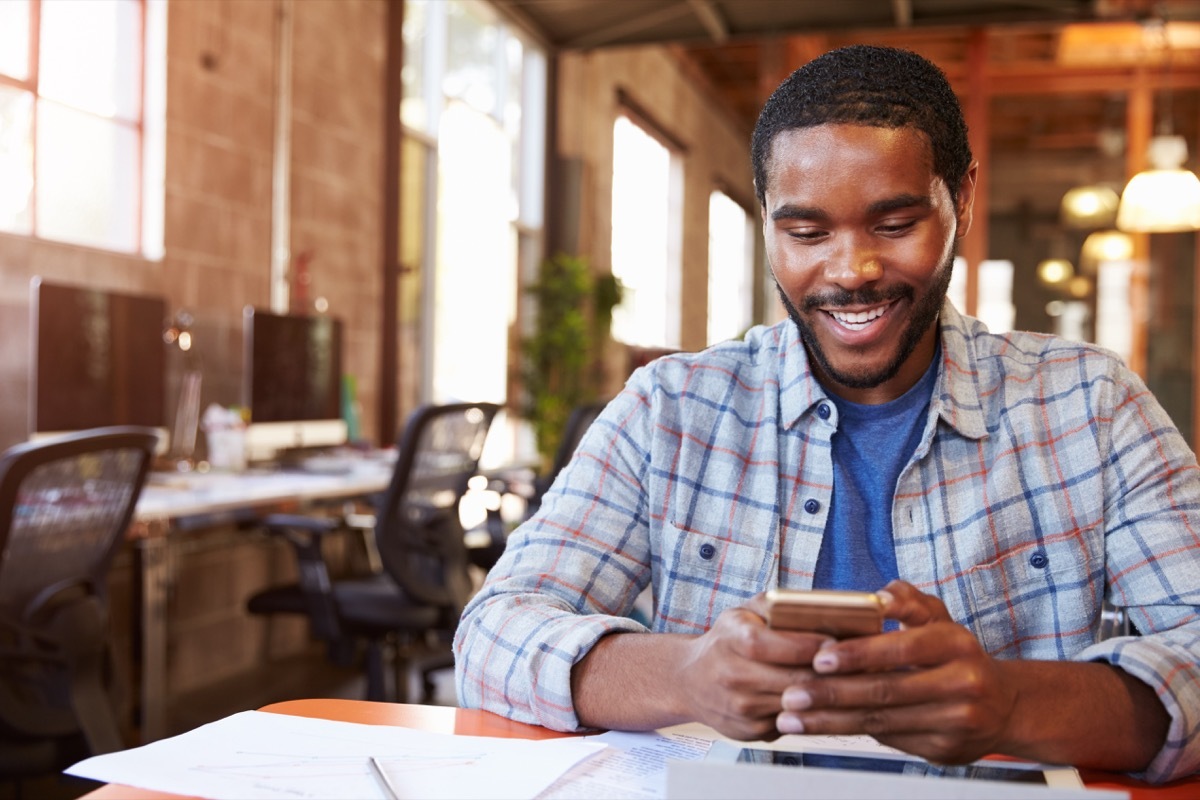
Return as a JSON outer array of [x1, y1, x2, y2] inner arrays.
[[775, 580, 1017, 764], [775, 580, 1169, 773], [571, 594, 829, 740], [673, 595, 833, 740]]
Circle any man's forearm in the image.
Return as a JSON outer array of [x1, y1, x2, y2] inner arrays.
[[998, 659, 1169, 772], [571, 632, 698, 731]]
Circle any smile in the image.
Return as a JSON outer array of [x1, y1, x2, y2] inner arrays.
[[826, 301, 894, 331]]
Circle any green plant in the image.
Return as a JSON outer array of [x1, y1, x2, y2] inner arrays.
[[520, 253, 623, 470]]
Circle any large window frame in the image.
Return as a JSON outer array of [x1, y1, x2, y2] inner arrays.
[[0, 0, 164, 257], [401, 0, 547, 470], [706, 189, 755, 346], [610, 103, 684, 350]]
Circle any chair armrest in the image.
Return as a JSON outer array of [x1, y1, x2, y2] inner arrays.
[[261, 513, 342, 535], [257, 514, 344, 641]]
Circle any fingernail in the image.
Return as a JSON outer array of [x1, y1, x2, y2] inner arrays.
[[876, 590, 894, 607], [782, 689, 812, 710], [813, 651, 838, 672], [777, 714, 805, 734]]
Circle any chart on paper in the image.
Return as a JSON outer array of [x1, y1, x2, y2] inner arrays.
[[67, 711, 605, 800]]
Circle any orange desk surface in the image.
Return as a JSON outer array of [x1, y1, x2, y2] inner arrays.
[[79, 699, 1200, 800]]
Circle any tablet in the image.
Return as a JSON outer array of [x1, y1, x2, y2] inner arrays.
[[704, 740, 1084, 790]]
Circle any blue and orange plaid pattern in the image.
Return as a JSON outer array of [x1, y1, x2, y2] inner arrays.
[[455, 302, 1200, 783]]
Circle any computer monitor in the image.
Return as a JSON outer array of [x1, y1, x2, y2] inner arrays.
[[242, 307, 346, 462], [29, 277, 169, 449]]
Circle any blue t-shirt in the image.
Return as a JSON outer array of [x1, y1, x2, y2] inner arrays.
[[813, 351, 939, 593]]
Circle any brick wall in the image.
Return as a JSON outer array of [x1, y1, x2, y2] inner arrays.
[[0, 0, 389, 718], [555, 46, 758, 361], [0, 0, 387, 452]]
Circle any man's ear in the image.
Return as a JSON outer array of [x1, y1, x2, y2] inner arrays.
[[954, 161, 979, 239]]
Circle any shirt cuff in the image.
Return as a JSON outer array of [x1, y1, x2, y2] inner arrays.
[[521, 612, 649, 732], [1075, 635, 1200, 783]]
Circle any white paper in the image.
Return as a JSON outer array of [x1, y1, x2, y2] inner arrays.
[[538, 730, 713, 799], [67, 710, 605, 800]]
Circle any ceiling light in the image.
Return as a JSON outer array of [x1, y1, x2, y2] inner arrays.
[[1037, 258, 1074, 286], [1117, 135, 1200, 233], [1080, 230, 1135, 273], [1061, 184, 1120, 229]]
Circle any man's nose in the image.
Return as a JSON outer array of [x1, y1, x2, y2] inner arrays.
[[826, 237, 883, 287]]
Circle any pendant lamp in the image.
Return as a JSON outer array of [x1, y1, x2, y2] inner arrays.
[[1116, 134, 1200, 233]]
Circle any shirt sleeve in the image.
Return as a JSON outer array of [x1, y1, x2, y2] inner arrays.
[[454, 373, 658, 731], [1074, 362, 1200, 783]]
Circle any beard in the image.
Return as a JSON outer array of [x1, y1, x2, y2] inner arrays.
[[776, 247, 954, 391]]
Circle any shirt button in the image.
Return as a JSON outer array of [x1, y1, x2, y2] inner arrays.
[[817, 403, 831, 420], [699, 543, 716, 560], [804, 499, 820, 514], [1029, 550, 1049, 569]]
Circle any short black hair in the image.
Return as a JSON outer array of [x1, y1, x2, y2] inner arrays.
[[751, 45, 972, 207]]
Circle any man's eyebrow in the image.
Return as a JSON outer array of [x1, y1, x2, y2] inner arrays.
[[770, 204, 827, 222], [770, 194, 933, 223], [867, 194, 932, 215]]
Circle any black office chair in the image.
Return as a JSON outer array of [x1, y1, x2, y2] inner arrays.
[[247, 402, 499, 704], [0, 426, 158, 783], [468, 400, 609, 572], [528, 400, 608, 517]]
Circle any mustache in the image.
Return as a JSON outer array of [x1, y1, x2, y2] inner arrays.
[[801, 285, 913, 311]]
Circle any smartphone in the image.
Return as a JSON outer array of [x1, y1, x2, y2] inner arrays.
[[764, 589, 884, 638]]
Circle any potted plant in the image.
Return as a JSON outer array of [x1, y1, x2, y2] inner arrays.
[[520, 253, 622, 471]]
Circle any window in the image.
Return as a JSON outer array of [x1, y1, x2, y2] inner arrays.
[[976, 259, 1016, 334], [706, 190, 754, 345], [611, 114, 682, 349], [402, 0, 546, 478], [0, 0, 164, 256], [1095, 259, 1135, 364]]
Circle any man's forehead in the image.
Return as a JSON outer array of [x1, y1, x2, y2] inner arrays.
[[768, 122, 934, 162], [761, 123, 940, 201]]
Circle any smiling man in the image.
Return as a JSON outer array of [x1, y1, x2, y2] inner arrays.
[[455, 45, 1200, 783]]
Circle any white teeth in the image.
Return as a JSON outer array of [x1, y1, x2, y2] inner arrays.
[[829, 305, 887, 330]]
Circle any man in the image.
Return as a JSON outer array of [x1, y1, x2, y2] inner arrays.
[[454, 45, 1200, 783]]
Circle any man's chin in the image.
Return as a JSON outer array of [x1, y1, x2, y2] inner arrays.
[[820, 364, 899, 392]]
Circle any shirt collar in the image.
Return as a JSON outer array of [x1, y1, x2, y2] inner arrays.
[[773, 301, 989, 441], [932, 301, 989, 440]]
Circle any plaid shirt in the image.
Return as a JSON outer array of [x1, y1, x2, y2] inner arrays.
[[455, 303, 1200, 783]]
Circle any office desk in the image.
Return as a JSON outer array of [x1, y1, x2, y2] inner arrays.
[[130, 462, 393, 743], [81, 699, 1200, 800]]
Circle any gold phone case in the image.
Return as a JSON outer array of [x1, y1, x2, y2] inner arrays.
[[764, 589, 884, 638]]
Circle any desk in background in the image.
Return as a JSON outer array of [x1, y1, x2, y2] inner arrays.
[[80, 699, 1200, 800], [129, 458, 394, 742]]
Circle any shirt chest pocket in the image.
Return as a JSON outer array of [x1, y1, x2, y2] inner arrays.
[[962, 534, 1103, 659], [653, 521, 778, 633]]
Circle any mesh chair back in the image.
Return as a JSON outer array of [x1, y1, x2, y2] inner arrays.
[[550, 402, 607, 481], [0, 426, 157, 746], [0, 427, 157, 618], [528, 401, 609, 513], [374, 403, 499, 612]]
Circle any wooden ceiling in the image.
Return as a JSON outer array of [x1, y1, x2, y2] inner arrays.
[[495, 0, 1200, 216]]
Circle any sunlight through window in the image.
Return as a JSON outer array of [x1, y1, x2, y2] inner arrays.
[[0, 0, 162, 255], [707, 191, 754, 345]]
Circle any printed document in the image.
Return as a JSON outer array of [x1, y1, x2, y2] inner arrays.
[[67, 710, 605, 800]]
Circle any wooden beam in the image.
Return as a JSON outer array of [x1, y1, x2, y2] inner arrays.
[[687, 0, 729, 44], [380, 0, 403, 445], [962, 28, 989, 319], [1125, 69, 1152, 380]]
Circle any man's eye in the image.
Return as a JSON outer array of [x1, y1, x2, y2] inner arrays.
[[878, 221, 916, 235], [786, 229, 826, 242]]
